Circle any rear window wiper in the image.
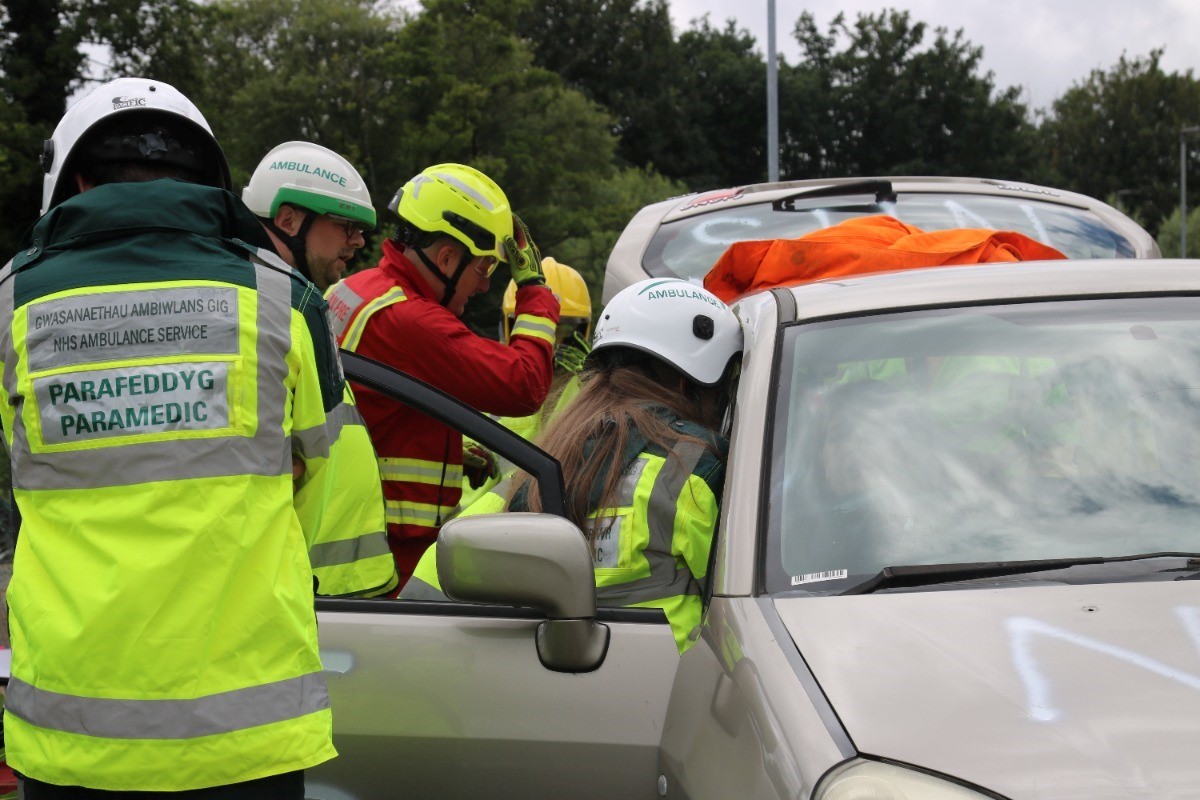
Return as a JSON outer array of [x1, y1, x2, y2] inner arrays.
[[839, 552, 1200, 596], [772, 179, 897, 212]]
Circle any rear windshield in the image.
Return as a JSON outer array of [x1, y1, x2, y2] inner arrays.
[[765, 297, 1200, 594], [646, 193, 1137, 284]]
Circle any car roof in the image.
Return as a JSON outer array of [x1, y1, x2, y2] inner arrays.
[[731, 258, 1200, 327], [659, 177, 1095, 222], [604, 176, 1160, 302]]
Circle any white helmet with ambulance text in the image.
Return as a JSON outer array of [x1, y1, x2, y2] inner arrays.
[[589, 278, 742, 386], [40, 77, 231, 216], [241, 141, 376, 230]]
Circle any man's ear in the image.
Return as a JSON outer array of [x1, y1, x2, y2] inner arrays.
[[273, 205, 302, 236], [433, 241, 463, 272], [74, 173, 95, 193]]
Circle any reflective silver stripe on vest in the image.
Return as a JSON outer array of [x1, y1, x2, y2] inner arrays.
[[0, 259, 16, 388], [292, 399, 356, 460], [254, 261, 291, 454], [3, 672, 329, 740], [3, 262, 296, 490], [310, 530, 390, 568], [597, 441, 707, 607], [615, 458, 647, 506], [25, 286, 240, 371]]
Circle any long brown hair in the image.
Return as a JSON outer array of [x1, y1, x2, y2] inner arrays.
[[512, 352, 723, 534]]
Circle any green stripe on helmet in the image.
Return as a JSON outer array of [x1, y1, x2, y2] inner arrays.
[[272, 187, 377, 229]]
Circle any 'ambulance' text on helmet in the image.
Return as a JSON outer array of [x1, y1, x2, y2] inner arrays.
[[242, 141, 376, 230], [589, 278, 742, 386]]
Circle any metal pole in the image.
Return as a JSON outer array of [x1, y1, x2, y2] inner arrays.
[[766, 0, 779, 182], [1182, 132, 1188, 258], [1180, 126, 1200, 258]]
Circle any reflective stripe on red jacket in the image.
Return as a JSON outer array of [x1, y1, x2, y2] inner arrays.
[[326, 240, 558, 581]]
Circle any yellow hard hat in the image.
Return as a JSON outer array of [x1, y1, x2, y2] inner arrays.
[[388, 163, 512, 261], [502, 257, 592, 342]]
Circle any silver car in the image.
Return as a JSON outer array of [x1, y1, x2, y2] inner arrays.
[[3, 182, 1187, 797], [307, 251, 1200, 799], [603, 176, 1161, 302]]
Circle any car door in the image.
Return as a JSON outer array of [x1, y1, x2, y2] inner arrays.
[[305, 352, 681, 800]]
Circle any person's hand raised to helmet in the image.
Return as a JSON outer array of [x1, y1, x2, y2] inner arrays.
[[503, 215, 545, 287]]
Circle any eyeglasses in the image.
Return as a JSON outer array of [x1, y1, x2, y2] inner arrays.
[[477, 255, 500, 278], [324, 214, 368, 241]]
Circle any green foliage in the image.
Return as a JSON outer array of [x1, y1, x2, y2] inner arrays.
[[0, 95, 39, 257], [516, 0, 695, 179], [673, 18, 767, 188], [0, 0, 89, 255], [1154, 205, 1200, 258], [1041, 51, 1200, 235], [551, 166, 685, 311], [786, 10, 1036, 180]]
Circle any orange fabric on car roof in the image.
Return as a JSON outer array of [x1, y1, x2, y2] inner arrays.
[[702, 215, 1068, 302]]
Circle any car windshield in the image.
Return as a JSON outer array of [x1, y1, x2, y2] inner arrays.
[[646, 193, 1136, 284], [765, 297, 1200, 594]]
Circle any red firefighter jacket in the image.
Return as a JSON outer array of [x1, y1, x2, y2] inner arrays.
[[326, 240, 559, 583]]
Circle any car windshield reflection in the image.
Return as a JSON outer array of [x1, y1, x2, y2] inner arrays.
[[766, 298, 1200, 594]]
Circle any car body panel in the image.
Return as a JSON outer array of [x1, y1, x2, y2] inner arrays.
[[307, 261, 1200, 800], [710, 290, 778, 598], [777, 582, 1200, 799], [772, 259, 1200, 325], [308, 605, 679, 799], [658, 597, 854, 800]]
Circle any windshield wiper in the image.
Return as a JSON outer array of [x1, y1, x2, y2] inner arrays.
[[839, 552, 1200, 596], [772, 179, 897, 211]]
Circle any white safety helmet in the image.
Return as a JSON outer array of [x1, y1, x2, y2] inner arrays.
[[241, 141, 376, 230], [40, 77, 231, 216], [590, 278, 743, 386]]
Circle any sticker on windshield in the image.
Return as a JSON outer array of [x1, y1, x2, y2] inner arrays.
[[791, 569, 848, 586]]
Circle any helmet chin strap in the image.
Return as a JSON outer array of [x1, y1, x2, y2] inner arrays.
[[412, 245, 473, 308], [264, 213, 317, 282]]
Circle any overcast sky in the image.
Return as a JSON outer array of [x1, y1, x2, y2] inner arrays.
[[668, 0, 1200, 111]]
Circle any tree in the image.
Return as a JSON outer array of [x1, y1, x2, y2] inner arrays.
[[673, 17, 767, 188], [785, 10, 1037, 181], [1040, 51, 1200, 235], [1154, 205, 1200, 258], [516, 0, 694, 181], [552, 165, 685, 309], [0, 0, 88, 254]]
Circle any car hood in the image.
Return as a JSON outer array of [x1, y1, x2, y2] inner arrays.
[[774, 581, 1200, 798]]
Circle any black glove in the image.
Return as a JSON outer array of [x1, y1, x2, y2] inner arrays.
[[463, 444, 500, 490], [503, 215, 545, 287]]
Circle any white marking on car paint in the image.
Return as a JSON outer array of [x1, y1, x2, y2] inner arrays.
[[691, 216, 764, 247], [1007, 608, 1200, 722]]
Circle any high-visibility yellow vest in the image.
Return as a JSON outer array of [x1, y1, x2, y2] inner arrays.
[[0, 181, 338, 790], [297, 383, 398, 597], [405, 412, 726, 653]]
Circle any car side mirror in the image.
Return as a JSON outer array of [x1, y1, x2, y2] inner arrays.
[[437, 513, 610, 673]]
